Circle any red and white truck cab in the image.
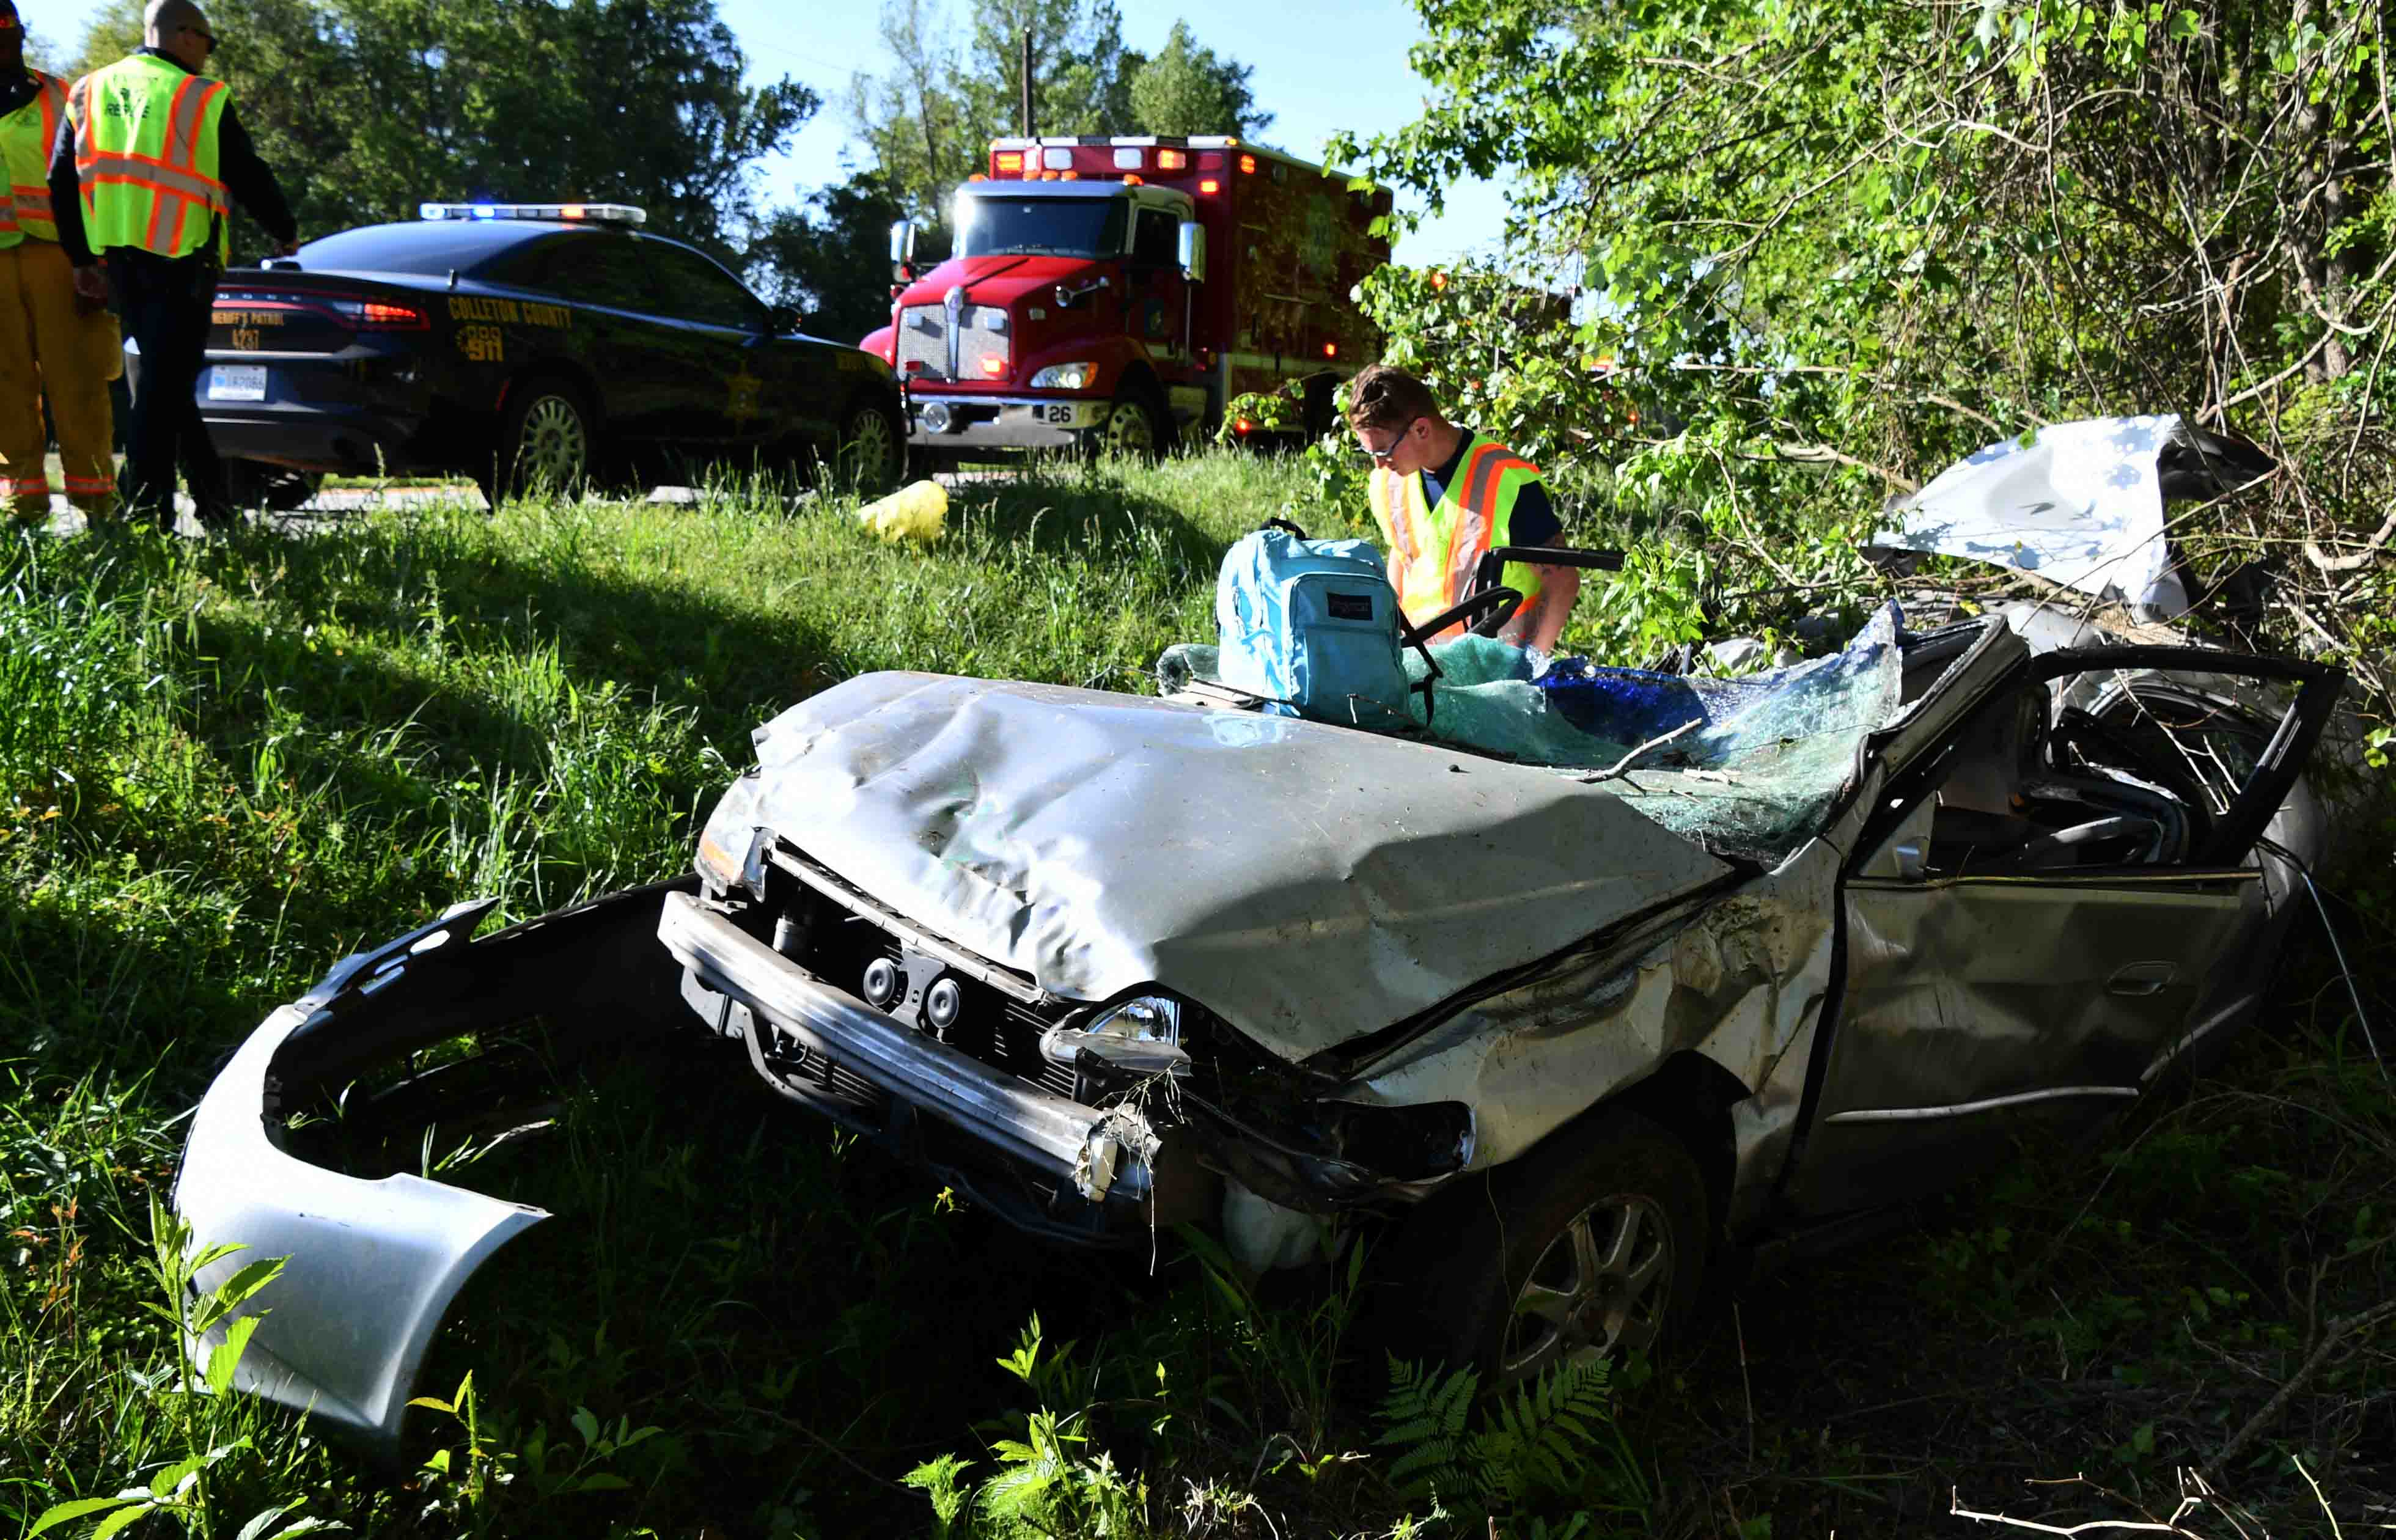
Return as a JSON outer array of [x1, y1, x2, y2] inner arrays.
[[863, 134, 1392, 458]]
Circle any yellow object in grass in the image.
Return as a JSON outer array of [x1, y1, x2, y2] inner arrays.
[[858, 479, 949, 543]]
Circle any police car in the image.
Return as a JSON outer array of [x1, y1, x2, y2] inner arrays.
[[197, 202, 906, 507]]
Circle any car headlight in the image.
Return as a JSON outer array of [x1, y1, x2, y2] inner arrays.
[[1029, 362, 1095, 391], [1042, 993, 1187, 1076]]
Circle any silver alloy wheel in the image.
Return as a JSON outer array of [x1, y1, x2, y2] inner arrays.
[[1500, 1192, 1675, 1385], [516, 394, 588, 488], [840, 406, 897, 485], [1102, 395, 1157, 457]]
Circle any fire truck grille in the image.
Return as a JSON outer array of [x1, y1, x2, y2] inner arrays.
[[955, 315, 1007, 381], [895, 304, 1009, 383], [897, 305, 947, 380]]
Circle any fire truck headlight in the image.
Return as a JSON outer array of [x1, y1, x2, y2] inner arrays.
[[1029, 362, 1095, 391]]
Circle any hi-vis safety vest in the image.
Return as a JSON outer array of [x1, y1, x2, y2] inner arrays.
[[1368, 431, 1550, 644], [69, 54, 232, 263], [0, 71, 68, 248]]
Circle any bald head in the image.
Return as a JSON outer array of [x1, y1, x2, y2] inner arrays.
[[144, 0, 215, 70]]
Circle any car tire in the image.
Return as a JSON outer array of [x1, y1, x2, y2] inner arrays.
[[835, 398, 905, 493], [1364, 1109, 1708, 1392], [483, 376, 594, 509], [1096, 381, 1171, 461], [222, 460, 325, 513]]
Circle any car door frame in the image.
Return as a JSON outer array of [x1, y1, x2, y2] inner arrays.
[[1777, 638, 2343, 1219]]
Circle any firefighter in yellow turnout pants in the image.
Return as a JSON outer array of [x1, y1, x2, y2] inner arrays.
[[0, 0, 118, 522]]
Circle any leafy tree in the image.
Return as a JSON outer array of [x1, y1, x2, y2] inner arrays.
[[1126, 20, 1271, 138], [1328, 0, 2392, 698], [847, 0, 1270, 222], [746, 172, 910, 345], [69, 0, 815, 261]]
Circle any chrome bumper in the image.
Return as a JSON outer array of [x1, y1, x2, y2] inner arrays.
[[656, 891, 1153, 1203], [908, 395, 1111, 449]]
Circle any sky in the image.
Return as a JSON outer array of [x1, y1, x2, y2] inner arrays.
[[24, 0, 1510, 265]]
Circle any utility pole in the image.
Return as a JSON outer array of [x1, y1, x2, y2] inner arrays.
[[1020, 28, 1035, 138]]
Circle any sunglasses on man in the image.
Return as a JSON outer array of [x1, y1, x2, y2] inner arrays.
[[183, 22, 217, 52], [1353, 417, 1419, 466]]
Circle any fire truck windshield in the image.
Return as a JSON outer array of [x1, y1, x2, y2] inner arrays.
[[957, 196, 1129, 259]]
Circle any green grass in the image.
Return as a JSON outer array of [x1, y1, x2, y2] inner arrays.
[[2, 451, 2390, 1538]]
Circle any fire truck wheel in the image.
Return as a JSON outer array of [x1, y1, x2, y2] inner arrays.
[[1098, 383, 1171, 460]]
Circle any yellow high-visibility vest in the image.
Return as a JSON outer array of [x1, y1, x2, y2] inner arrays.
[[68, 53, 231, 263], [0, 70, 68, 248], [1368, 431, 1551, 642]]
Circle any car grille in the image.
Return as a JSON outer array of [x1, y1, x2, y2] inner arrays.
[[768, 849, 1077, 1101], [895, 302, 1009, 383]]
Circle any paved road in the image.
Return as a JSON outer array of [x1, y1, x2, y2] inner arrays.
[[23, 468, 1013, 537]]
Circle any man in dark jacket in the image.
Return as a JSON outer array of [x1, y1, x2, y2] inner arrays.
[[51, 0, 297, 529]]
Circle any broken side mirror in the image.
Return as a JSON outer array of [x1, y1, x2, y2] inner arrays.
[[889, 219, 917, 282], [1178, 220, 1206, 284]]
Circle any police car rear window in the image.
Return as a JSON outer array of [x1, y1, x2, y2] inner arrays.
[[295, 221, 549, 277]]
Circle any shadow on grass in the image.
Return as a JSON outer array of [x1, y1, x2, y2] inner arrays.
[[185, 532, 855, 777], [413, 1033, 1183, 1534], [944, 463, 1238, 574]]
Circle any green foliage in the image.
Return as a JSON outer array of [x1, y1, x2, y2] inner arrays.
[[846, 0, 1269, 223], [1125, 21, 1272, 138], [1375, 1353, 1641, 1524], [24, 1202, 321, 1540], [1334, 0, 2394, 725], [747, 173, 910, 344], [68, 0, 814, 261], [1374, 1355, 1477, 1500]]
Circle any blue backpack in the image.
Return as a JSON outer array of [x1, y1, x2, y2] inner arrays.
[[1216, 522, 1413, 726]]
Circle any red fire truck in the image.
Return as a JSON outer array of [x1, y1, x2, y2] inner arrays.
[[862, 135, 1392, 460]]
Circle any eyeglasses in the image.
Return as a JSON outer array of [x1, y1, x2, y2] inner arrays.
[[183, 23, 217, 51], [1354, 417, 1418, 466]]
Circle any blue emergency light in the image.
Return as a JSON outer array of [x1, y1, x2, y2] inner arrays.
[[418, 202, 647, 227]]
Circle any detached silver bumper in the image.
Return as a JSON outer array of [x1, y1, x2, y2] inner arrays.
[[656, 891, 1153, 1203], [172, 901, 545, 1454]]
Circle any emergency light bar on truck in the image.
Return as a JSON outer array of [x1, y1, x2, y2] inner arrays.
[[418, 202, 646, 226]]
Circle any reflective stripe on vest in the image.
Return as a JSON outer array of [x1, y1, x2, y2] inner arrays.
[[1367, 432, 1549, 642], [69, 56, 230, 262], [0, 72, 67, 247]]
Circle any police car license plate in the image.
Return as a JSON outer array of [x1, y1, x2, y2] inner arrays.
[[207, 365, 267, 402]]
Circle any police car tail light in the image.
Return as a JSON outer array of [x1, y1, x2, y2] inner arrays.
[[419, 202, 647, 227], [319, 293, 428, 330]]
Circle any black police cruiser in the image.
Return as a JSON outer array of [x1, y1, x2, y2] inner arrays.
[[196, 202, 906, 507]]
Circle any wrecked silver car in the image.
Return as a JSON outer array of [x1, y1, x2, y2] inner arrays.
[[175, 606, 2341, 1453]]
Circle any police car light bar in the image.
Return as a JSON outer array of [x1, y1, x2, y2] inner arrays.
[[418, 202, 647, 226]]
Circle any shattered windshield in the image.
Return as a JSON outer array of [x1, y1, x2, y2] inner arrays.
[[1159, 603, 1907, 863]]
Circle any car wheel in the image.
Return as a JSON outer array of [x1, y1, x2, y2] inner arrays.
[[1098, 383, 1170, 461], [487, 378, 593, 507], [223, 460, 325, 513], [836, 400, 904, 492], [1369, 1109, 1708, 1390]]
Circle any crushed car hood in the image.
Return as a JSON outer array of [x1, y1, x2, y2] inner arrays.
[[726, 673, 1735, 1057]]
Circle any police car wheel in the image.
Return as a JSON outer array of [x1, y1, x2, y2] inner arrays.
[[836, 402, 903, 492], [493, 380, 592, 504]]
